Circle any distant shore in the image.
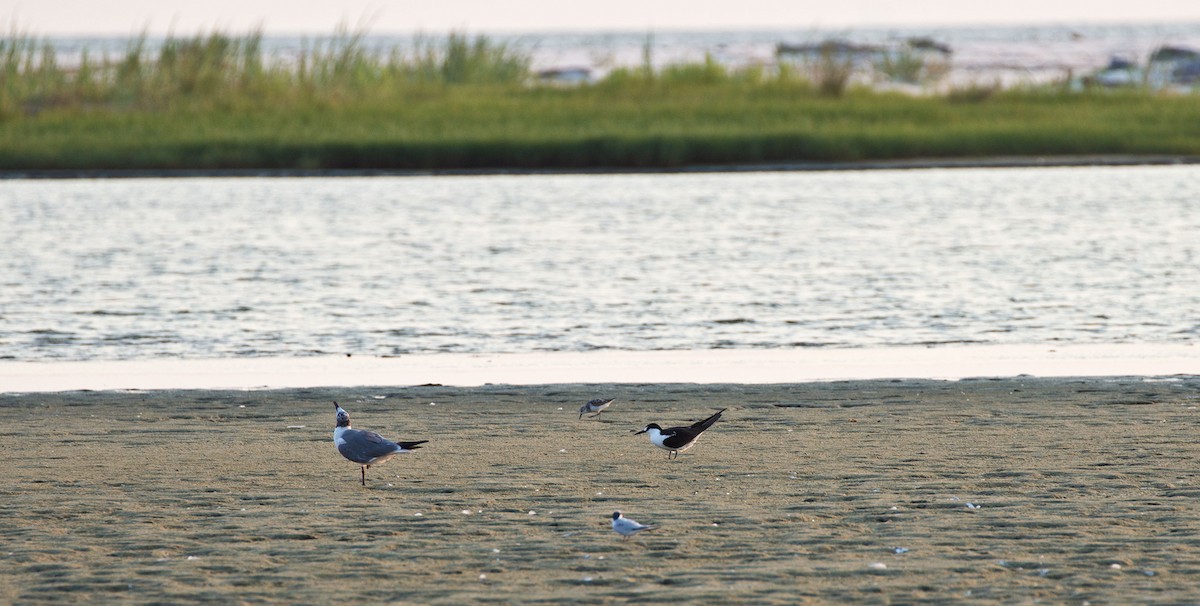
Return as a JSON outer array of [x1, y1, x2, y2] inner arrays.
[[3, 155, 1199, 180]]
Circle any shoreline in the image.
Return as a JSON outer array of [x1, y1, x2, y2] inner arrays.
[[3, 343, 1197, 393], [2, 155, 1198, 180]]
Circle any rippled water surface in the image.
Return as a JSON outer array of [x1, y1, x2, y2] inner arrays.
[[2, 166, 1198, 361]]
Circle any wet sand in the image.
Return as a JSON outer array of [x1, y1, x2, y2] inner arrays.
[[3, 377, 1200, 604], [4, 344, 1199, 392]]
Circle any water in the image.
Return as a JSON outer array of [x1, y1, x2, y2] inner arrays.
[[2, 165, 1197, 362], [45, 22, 1200, 86]]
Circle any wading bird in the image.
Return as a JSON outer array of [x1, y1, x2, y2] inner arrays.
[[579, 397, 615, 419]]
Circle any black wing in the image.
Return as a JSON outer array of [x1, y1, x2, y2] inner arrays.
[[660, 427, 700, 449], [689, 408, 725, 431], [660, 409, 725, 448]]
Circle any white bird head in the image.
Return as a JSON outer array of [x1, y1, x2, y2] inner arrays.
[[334, 402, 351, 428]]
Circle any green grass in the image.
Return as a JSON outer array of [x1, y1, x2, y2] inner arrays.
[[2, 29, 1199, 171]]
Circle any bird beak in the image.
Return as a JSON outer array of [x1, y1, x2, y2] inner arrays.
[[633, 428, 647, 435]]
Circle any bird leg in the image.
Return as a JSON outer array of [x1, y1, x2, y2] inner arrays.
[[361, 466, 367, 486]]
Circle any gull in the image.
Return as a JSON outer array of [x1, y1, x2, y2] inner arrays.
[[634, 408, 726, 459], [333, 402, 427, 486], [579, 398, 615, 420], [611, 511, 657, 539]]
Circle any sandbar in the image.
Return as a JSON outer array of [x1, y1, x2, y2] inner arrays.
[[3, 376, 1200, 603]]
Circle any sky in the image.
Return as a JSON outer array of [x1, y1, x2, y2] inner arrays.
[[4, 0, 1200, 35]]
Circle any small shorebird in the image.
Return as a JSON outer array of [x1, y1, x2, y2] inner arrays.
[[634, 408, 726, 459], [333, 402, 427, 486], [579, 398, 615, 419], [611, 511, 657, 539]]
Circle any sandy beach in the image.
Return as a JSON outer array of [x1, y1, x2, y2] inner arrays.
[[3, 376, 1200, 603]]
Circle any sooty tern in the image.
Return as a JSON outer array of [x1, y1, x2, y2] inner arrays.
[[634, 408, 726, 459]]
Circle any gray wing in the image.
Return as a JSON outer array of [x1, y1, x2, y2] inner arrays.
[[338, 429, 400, 464], [619, 518, 656, 533]]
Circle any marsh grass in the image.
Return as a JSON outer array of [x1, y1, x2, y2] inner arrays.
[[945, 80, 1003, 104], [1, 27, 533, 115], [2, 27, 1199, 170], [803, 45, 858, 97], [874, 48, 950, 85]]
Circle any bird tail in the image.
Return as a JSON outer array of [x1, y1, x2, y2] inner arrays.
[[692, 408, 726, 431], [397, 440, 429, 451]]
